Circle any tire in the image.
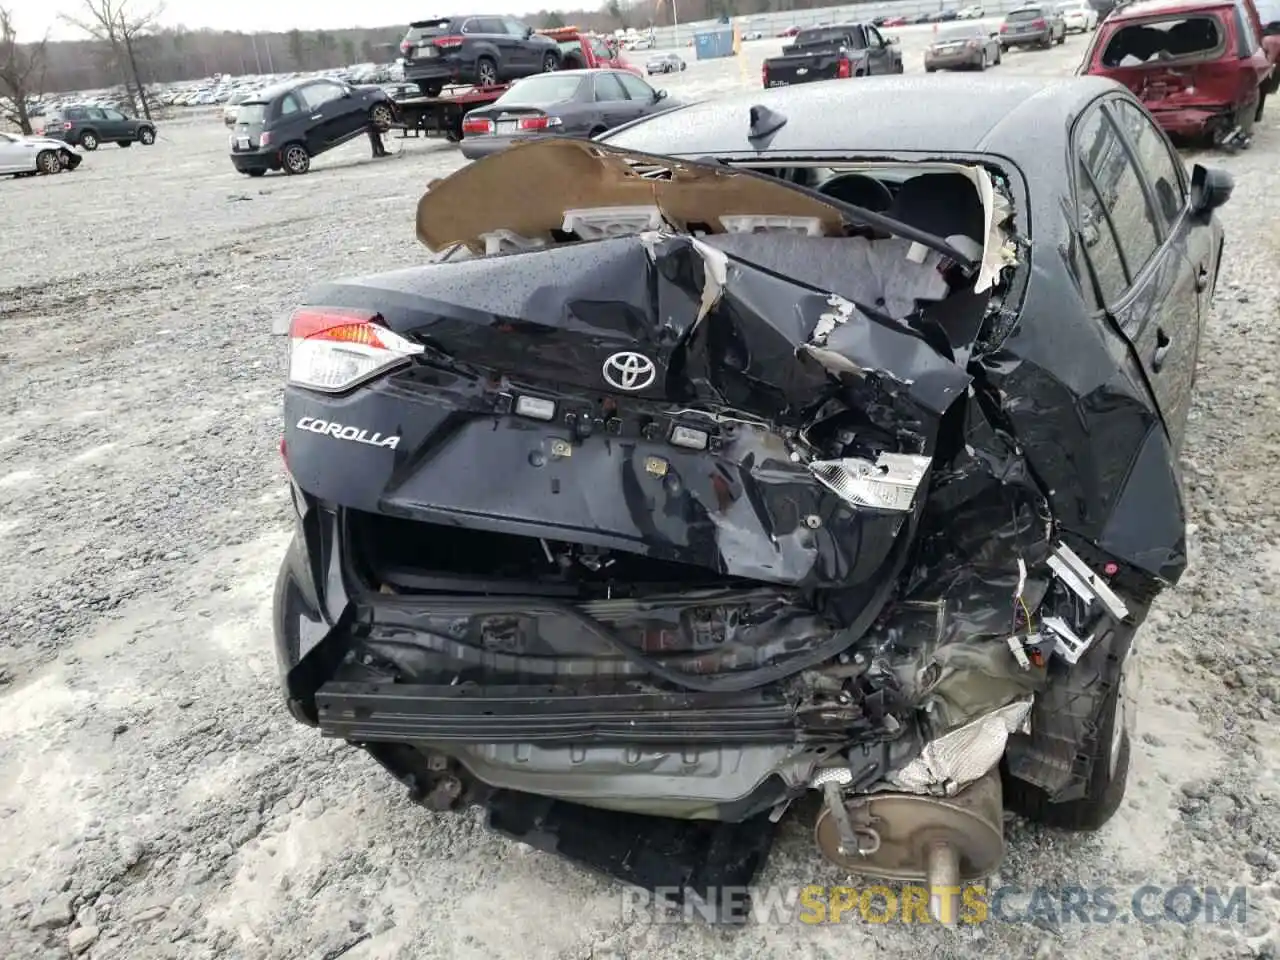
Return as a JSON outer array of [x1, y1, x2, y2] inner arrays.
[[281, 142, 310, 175], [36, 150, 61, 175], [118, 141, 132, 148], [541, 51, 559, 72], [925, 65, 937, 72], [79, 131, 99, 151], [1003, 625, 1137, 831], [418, 81, 444, 98], [995, 46, 1003, 64], [589, 125, 608, 138], [1056, 29, 1066, 44], [370, 103, 394, 131], [1256, 93, 1267, 123], [476, 56, 498, 87], [978, 50, 988, 70], [138, 127, 155, 145]]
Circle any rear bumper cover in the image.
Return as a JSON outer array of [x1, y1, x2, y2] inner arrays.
[[230, 150, 279, 173]]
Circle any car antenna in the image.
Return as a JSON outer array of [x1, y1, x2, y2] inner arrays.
[[747, 105, 786, 140]]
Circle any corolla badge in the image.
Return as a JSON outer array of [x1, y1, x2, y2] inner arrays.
[[602, 351, 657, 391]]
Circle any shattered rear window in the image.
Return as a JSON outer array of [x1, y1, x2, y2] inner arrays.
[[1100, 16, 1225, 67]]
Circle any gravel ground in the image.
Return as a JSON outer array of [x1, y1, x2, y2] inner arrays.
[[1, 27, 1278, 960]]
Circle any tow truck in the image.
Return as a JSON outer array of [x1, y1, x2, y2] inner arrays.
[[391, 27, 641, 142]]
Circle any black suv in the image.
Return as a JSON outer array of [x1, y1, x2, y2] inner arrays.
[[400, 16, 562, 97], [228, 78, 396, 177], [37, 104, 156, 151]]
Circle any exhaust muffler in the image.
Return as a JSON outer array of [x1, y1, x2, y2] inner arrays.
[[813, 768, 1004, 925]]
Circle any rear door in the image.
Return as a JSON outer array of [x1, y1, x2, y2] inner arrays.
[[1070, 96, 1200, 447], [502, 18, 539, 73], [591, 71, 635, 128], [468, 17, 518, 73]]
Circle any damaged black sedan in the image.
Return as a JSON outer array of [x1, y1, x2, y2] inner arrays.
[[272, 75, 1231, 921]]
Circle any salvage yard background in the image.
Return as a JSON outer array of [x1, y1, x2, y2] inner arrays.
[[2, 24, 1279, 960]]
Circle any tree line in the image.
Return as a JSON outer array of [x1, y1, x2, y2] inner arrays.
[[3, 0, 863, 132]]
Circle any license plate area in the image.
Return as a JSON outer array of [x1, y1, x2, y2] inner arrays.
[[495, 120, 518, 134], [236, 137, 251, 150]]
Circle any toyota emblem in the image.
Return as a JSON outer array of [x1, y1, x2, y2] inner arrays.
[[602, 351, 657, 391]]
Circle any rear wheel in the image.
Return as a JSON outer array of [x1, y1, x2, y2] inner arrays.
[[476, 56, 498, 87], [36, 150, 60, 175], [541, 52, 559, 72], [1056, 28, 1066, 44], [281, 142, 310, 175], [978, 50, 989, 70], [418, 81, 444, 97], [118, 141, 132, 148], [79, 131, 99, 151], [138, 127, 155, 145]]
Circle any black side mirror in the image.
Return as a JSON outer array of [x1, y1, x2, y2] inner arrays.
[[654, 89, 667, 101], [525, 26, 535, 38], [1191, 164, 1233, 215]]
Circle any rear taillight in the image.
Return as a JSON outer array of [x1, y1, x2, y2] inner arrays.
[[433, 35, 465, 49], [461, 116, 492, 135], [836, 57, 852, 78], [287, 307, 424, 392], [1000, 23, 1009, 31], [260, 131, 272, 146], [761, 63, 769, 86], [63, 122, 73, 130], [400, 40, 413, 55], [518, 115, 561, 130], [1031, 18, 1047, 27]]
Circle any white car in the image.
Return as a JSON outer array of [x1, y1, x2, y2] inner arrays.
[[0, 131, 82, 177], [1057, 1, 1100, 31], [956, 5, 986, 17]]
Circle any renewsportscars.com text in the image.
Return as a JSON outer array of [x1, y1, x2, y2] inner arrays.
[[621, 884, 1251, 925]]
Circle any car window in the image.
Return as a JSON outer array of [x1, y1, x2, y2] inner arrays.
[[616, 72, 656, 100], [279, 93, 305, 117], [867, 25, 885, 45], [1073, 105, 1161, 302], [1234, 1, 1262, 52], [67, 107, 85, 119], [492, 73, 584, 106], [1073, 158, 1130, 306], [1101, 16, 1224, 66], [503, 18, 528, 36], [1109, 99, 1188, 230], [85, 107, 106, 120], [103, 109, 125, 121], [1007, 8, 1044, 19], [593, 72, 629, 101], [476, 18, 506, 33], [590, 38, 613, 59], [237, 103, 268, 124], [301, 82, 343, 110], [460, 18, 481, 33]]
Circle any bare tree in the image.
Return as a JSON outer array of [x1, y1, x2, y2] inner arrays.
[[60, 0, 162, 118], [0, 5, 47, 133]]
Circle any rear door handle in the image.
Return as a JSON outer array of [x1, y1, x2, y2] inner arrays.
[[1195, 263, 1209, 292], [310, 114, 322, 120], [1152, 328, 1172, 373]]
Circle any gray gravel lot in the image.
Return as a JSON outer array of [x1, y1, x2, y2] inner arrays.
[[1, 27, 1278, 960]]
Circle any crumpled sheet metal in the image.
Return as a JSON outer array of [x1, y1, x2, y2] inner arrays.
[[887, 697, 1033, 796]]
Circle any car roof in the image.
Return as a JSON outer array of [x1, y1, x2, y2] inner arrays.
[[1108, 0, 1235, 16], [602, 74, 1120, 159]]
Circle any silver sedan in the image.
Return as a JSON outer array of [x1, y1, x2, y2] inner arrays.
[[923, 23, 1004, 71]]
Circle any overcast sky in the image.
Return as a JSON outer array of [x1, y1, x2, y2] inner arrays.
[[8, 0, 560, 41]]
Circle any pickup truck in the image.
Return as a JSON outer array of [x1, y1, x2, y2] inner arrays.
[[762, 23, 904, 87]]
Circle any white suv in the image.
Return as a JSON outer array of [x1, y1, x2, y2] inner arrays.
[[1057, 0, 1100, 31]]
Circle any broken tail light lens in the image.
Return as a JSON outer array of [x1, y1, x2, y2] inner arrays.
[[462, 117, 493, 135], [433, 35, 465, 49], [809, 453, 932, 513], [287, 307, 424, 393], [518, 115, 561, 131], [836, 57, 852, 78]]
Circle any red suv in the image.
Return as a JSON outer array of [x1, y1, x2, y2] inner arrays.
[[1080, 0, 1276, 148]]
